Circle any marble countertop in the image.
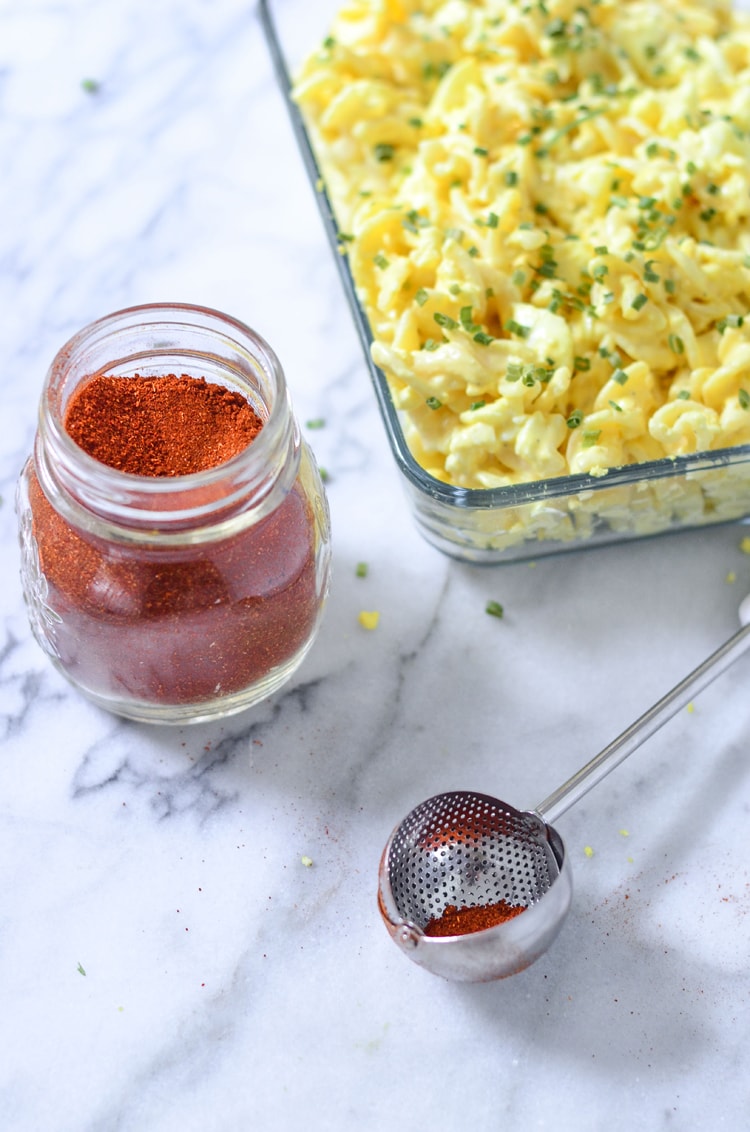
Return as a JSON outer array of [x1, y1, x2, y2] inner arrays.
[[2, 1, 749, 1129]]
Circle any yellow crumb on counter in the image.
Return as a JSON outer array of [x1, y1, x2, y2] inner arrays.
[[358, 610, 380, 630]]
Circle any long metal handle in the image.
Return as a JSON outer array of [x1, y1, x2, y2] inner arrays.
[[536, 620, 750, 825]]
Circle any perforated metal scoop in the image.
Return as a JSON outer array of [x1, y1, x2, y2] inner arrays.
[[378, 595, 750, 982]]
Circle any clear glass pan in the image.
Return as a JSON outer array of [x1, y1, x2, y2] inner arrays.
[[259, 0, 750, 564]]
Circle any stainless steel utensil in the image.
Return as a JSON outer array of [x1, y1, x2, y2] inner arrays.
[[378, 595, 750, 982]]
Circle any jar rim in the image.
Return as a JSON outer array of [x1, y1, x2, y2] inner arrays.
[[35, 303, 301, 538]]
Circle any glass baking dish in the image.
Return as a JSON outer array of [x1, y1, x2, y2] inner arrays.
[[258, 0, 750, 564]]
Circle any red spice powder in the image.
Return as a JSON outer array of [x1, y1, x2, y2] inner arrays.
[[29, 372, 320, 707], [424, 901, 525, 937], [65, 373, 262, 475]]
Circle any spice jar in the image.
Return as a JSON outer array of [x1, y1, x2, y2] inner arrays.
[[16, 303, 332, 724]]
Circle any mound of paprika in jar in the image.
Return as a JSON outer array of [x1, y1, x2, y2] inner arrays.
[[17, 304, 331, 724]]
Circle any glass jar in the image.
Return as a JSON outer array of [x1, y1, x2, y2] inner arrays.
[[16, 303, 332, 724]]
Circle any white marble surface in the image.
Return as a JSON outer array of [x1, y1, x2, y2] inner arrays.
[[2, 1, 750, 1129]]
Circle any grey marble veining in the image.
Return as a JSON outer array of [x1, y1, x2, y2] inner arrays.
[[1, 1, 750, 1130]]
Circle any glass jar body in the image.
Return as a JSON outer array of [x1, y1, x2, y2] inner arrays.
[[16, 304, 332, 724]]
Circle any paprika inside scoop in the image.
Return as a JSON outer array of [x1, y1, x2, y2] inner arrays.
[[378, 595, 750, 983]]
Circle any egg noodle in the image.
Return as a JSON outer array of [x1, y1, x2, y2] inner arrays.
[[294, 0, 750, 491]]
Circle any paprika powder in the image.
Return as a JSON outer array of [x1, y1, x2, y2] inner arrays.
[[424, 900, 525, 937], [17, 304, 332, 724]]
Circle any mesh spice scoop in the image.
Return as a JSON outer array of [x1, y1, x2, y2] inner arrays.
[[378, 595, 750, 982]]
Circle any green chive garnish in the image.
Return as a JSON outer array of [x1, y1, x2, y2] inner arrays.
[[374, 143, 395, 162]]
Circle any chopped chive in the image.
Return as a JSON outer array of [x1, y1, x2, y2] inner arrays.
[[574, 356, 591, 371], [470, 400, 486, 410], [506, 319, 530, 338], [485, 600, 504, 618], [373, 253, 389, 269], [739, 389, 750, 410], [415, 288, 429, 306], [474, 146, 489, 157], [306, 418, 326, 429], [668, 333, 685, 354], [374, 143, 395, 162], [355, 562, 368, 578], [566, 409, 584, 428], [425, 396, 442, 409], [434, 312, 458, 330], [582, 429, 602, 447], [486, 211, 499, 228], [609, 400, 623, 412], [594, 245, 609, 255], [474, 331, 495, 345], [504, 171, 518, 186], [631, 293, 649, 311], [612, 369, 628, 385]]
